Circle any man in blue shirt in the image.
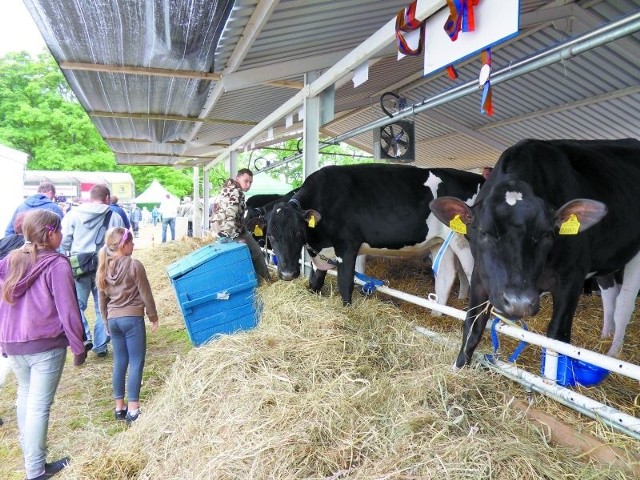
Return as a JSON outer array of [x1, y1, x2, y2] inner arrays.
[[109, 195, 131, 230], [5, 182, 63, 236]]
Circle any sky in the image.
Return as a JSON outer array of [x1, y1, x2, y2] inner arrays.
[[0, 0, 47, 57]]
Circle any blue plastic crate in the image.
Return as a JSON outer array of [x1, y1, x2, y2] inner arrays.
[[167, 242, 259, 346]]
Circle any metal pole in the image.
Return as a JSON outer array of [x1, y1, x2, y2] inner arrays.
[[329, 11, 640, 145]]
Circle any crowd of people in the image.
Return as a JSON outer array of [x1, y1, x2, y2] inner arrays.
[[0, 183, 159, 480], [0, 170, 272, 479]]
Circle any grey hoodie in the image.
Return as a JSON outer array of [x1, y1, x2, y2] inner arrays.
[[61, 203, 125, 254]]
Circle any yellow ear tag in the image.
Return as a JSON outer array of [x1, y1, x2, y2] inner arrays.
[[253, 225, 264, 237], [449, 214, 467, 234], [308, 215, 316, 228], [559, 213, 580, 235]]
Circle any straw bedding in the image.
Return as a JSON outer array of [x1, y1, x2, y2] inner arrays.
[[59, 242, 638, 479]]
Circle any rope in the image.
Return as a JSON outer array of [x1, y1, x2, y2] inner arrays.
[[354, 272, 385, 295], [486, 307, 529, 363]]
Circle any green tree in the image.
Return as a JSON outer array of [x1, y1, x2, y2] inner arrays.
[[0, 51, 195, 197]]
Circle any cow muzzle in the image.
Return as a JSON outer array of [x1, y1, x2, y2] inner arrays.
[[278, 269, 300, 281], [499, 289, 540, 318]]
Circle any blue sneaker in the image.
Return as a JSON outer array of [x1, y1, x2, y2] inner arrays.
[[125, 411, 140, 426], [28, 457, 69, 479]]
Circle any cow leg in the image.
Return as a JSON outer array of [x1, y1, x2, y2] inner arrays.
[[431, 245, 456, 317], [607, 251, 640, 356], [456, 257, 470, 300], [309, 267, 327, 294], [546, 276, 585, 343], [455, 272, 490, 368], [335, 248, 358, 306], [596, 274, 619, 340], [448, 234, 474, 300]]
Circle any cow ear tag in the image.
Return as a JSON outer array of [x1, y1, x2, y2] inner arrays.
[[253, 225, 264, 237], [559, 214, 580, 235], [307, 215, 316, 228], [450, 215, 467, 234]]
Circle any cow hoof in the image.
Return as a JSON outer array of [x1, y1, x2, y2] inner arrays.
[[606, 344, 622, 358]]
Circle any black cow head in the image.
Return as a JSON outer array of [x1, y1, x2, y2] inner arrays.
[[265, 202, 322, 281], [430, 180, 607, 319]]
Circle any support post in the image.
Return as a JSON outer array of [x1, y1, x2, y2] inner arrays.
[[192, 166, 201, 237]]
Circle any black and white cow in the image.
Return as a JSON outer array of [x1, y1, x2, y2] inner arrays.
[[262, 164, 484, 306], [430, 138, 640, 368]]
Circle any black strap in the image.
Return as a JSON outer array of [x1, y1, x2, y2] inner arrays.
[[94, 210, 113, 251]]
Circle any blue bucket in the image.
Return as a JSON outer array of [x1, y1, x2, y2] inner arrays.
[[541, 349, 609, 387]]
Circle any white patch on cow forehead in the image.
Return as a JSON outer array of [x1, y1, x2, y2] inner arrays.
[[424, 172, 443, 198], [505, 191, 523, 206], [275, 207, 282, 213]]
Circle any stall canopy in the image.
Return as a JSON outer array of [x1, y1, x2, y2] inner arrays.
[[21, 1, 640, 171], [246, 173, 292, 198], [135, 179, 179, 204]]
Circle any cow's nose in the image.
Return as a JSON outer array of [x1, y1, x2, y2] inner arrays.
[[278, 270, 299, 281], [501, 290, 539, 317]]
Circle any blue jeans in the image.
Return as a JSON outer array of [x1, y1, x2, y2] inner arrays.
[[109, 316, 146, 402], [162, 217, 175, 242], [9, 348, 66, 479], [75, 273, 109, 354]]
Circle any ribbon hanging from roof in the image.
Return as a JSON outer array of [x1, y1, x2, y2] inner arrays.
[[396, 1, 426, 56], [480, 48, 493, 116], [446, 65, 459, 80], [444, 0, 479, 41]]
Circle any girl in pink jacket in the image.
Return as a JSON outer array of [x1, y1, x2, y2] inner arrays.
[[0, 209, 86, 480]]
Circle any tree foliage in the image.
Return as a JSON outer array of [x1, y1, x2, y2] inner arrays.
[[0, 51, 372, 199], [0, 52, 195, 197]]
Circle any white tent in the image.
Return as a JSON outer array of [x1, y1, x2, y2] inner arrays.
[[135, 179, 179, 204], [245, 173, 292, 198]]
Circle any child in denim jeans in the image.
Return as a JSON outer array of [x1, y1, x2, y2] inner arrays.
[[0, 209, 86, 480], [97, 227, 158, 425]]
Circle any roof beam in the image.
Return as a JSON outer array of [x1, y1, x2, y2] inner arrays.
[[112, 152, 214, 159], [204, 0, 447, 170], [186, 0, 281, 144], [222, 49, 352, 92], [90, 111, 257, 126], [104, 137, 185, 144], [59, 62, 221, 81]]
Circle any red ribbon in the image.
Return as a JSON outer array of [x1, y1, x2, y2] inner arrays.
[[480, 48, 493, 116], [444, 0, 479, 42], [396, 1, 426, 56]]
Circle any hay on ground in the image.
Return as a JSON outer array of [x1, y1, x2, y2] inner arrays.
[[61, 264, 636, 479]]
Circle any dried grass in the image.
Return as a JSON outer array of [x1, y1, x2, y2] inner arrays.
[[59, 249, 636, 479]]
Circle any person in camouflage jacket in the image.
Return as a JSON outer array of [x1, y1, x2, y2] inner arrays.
[[211, 169, 270, 281]]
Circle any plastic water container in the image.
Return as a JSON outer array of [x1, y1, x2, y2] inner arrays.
[[541, 349, 609, 387], [167, 242, 259, 346]]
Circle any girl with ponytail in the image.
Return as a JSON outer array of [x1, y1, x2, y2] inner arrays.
[[97, 227, 158, 425], [0, 209, 86, 480]]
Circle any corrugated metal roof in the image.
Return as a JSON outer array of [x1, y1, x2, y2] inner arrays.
[[21, 0, 640, 171]]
